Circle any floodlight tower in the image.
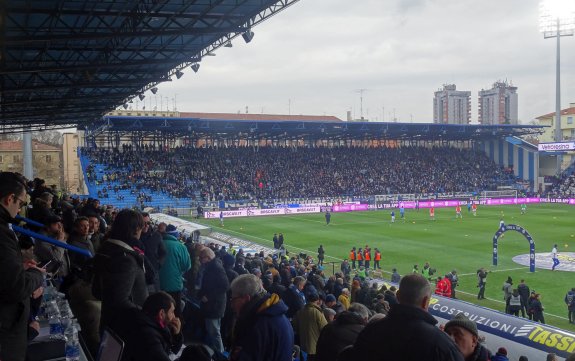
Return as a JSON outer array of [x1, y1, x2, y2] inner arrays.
[[539, 0, 575, 175]]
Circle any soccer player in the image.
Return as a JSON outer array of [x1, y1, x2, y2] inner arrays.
[[471, 203, 477, 216], [552, 244, 560, 271], [455, 205, 462, 219], [391, 210, 395, 223], [399, 205, 405, 219], [219, 211, 224, 226], [429, 207, 435, 221], [325, 210, 331, 225], [499, 218, 505, 238], [521, 203, 527, 215]]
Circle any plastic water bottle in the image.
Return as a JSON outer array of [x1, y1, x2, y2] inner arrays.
[[48, 300, 63, 339], [64, 321, 80, 361]]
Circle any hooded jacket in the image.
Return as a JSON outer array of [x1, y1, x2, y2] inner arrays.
[[230, 293, 294, 361]]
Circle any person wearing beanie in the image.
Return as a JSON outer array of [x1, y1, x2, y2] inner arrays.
[[491, 347, 509, 361], [444, 313, 492, 361]]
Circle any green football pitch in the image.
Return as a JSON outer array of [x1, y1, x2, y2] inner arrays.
[[184, 203, 575, 330]]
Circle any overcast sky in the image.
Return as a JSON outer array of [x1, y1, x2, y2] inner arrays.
[[148, 0, 575, 124]]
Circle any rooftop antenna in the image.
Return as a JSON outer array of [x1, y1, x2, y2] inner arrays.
[[354, 89, 370, 120]]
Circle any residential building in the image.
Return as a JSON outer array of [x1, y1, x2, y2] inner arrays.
[[478, 81, 518, 125], [433, 84, 471, 124], [0, 140, 63, 188], [536, 102, 575, 143], [63, 133, 84, 194]]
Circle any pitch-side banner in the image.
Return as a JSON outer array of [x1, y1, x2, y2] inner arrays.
[[429, 295, 575, 360], [538, 142, 575, 152], [204, 207, 321, 219]]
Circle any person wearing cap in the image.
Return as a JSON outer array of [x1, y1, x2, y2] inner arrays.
[[491, 347, 509, 361], [444, 313, 492, 361], [292, 290, 328, 360], [351, 274, 463, 361], [325, 293, 344, 315], [159, 224, 191, 319], [35, 215, 70, 278]]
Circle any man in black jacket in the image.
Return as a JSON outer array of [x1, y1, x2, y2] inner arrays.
[[0, 172, 44, 361], [140, 213, 166, 292], [316, 303, 369, 361], [198, 246, 229, 356], [111, 291, 183, 361], [351, 274, 464, 361]]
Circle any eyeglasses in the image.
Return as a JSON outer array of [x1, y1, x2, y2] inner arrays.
[[13, 195, 28, 208]]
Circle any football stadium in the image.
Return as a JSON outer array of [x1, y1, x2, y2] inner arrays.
[[2, 1, 575, 361]]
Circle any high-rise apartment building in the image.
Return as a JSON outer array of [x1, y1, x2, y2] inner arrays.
[[433, 84, 471, 124], [478, 81, 518, 125]]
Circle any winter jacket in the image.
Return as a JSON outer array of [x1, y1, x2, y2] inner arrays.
[[93, 238, 149, 333], [159, 234, 191, 292], [229, 293, 294, 361], [198, 257, 229, 319], [292, 302, 328, 355], [315, 311, 365, 361], [352, 304, 464, 361], [0, 206, 43, 361], [111, 307, 183, 361]]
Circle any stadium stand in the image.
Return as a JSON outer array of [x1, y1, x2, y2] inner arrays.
[[80, 145, 518, 209]]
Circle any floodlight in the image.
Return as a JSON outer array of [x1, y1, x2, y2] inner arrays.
[[151, 87, 158, 94], [242, 30, 254, 43], [539, 0, 575, 175], [191, 63, 200, 73], [175, 70, 184, 79]]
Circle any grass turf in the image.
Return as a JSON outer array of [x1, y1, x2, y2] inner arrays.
[[184, 203, 575, 330]]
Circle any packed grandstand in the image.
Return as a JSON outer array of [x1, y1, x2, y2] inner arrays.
[[80, 145, 519, 210]]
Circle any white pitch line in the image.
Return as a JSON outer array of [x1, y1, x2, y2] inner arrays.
[[458, 267, 527, 276], [209, 224, 344, 261]]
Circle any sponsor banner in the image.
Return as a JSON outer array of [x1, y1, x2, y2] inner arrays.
[[205, 207, 321, 218], [429, 295, 575, 360], [332, 204, 369, 212], [204, 210, 247, 219], [538, 142, 575, 152]]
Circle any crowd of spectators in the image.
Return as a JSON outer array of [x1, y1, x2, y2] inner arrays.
[[82, 145, 517, 203], [3, 173, 575, 361]]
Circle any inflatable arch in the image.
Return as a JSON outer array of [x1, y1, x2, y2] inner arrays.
[[493, 224, 535, 272]]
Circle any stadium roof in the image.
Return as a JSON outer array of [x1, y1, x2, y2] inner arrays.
[[0, 0, 300, 133], [90, 115, 547, 141]]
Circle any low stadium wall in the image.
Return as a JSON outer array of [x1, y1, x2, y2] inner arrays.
[[204, 197, 575, 219]]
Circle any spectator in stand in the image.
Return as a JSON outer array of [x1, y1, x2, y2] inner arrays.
[[292, 290, 328, 361], [315, 303, 369, 361], [92, 209, 148, 335], [36, 215, 70, 279], [197, 246, 229, 356], [0, 172, 45, 361], [283, 276, 307, 319], [140, 213, 166, 293], [87, 214, 104, 253], [443, 313, 492, 361], [159, 225, 191, 319], [351, 274, 463, 361], [111, 291, 183, 361], [491, 348, 510, 361], [338, 288, 351, 311], [28, 192, 55, 230], [228, 274, 294, 361]]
